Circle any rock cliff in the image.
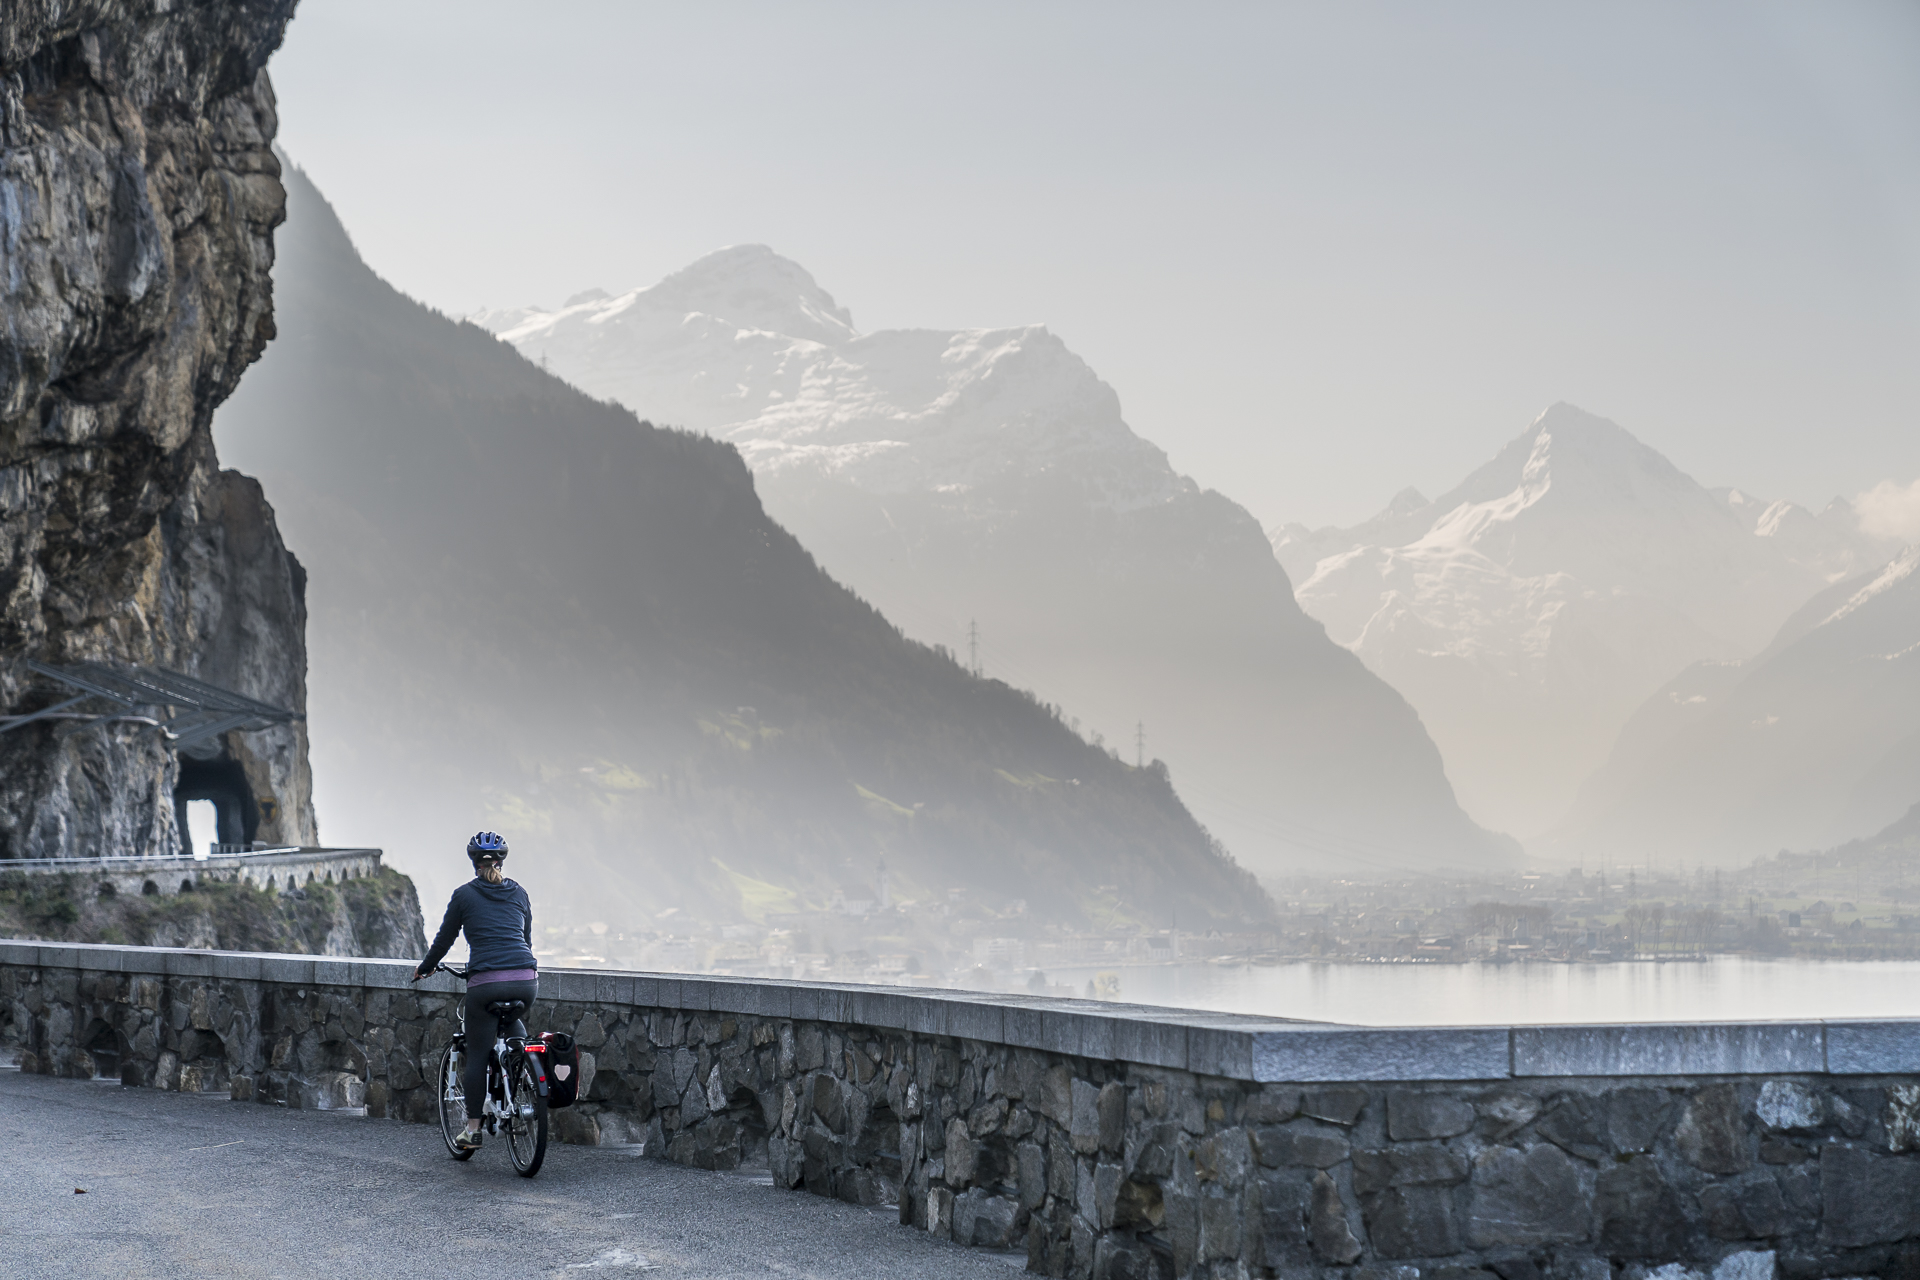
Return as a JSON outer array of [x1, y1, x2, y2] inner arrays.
[[0, 1, 313, 859]]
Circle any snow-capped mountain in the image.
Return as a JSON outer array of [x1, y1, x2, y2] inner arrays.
[[475, 247, 1516, 875], [1553, 544, 1920, 862], [1270, 405, 1899, 838], [474, 246, 1184, 511]]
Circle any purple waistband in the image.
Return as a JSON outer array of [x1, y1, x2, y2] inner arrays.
[[468, 968, 537, 986]]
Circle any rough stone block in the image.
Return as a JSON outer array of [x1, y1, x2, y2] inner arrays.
[[1258, 1171, 1314, 1268], [1606, 1087, 1673, 1153], [1091, 1235, 1163, 1280], [1475, 1090, 1541, 1137], [952, 1189, 1018, 1247], [1072, 1078, 1101, 1154], [1754, 1081, 1822, 1132], [1244, 1087, 1302, 1124], [1536, 1093, 1607, 1161], [925, 1186, 954, 1239], [1097, 1081, 1126, 1154], [1195, 1127, 1253, 1185], [1254, 1121, 1351, 1168], [945, 1117, 975, 1184], [1352, 1143, 1470, 1194], [1818, 1143, 1920, 1246], [1199, 1184, 1244, 1260], [1700, 1172, 1786, 1240], [1468, 1145, 1591, 1248], [1389, 1090, 1477, 1140], [1676, 1084, 1749, 1174], [1310, 1170, 1363, 1263], [1034, 1062, 1073, 1126], [1595, 1157, 1686, 1258], [1301, 1086, 1372, 1126], [1093, 1161, 1123, 1231], [1711, 1251, 1775, 1280], [1365, 1185, 1463, 1259]]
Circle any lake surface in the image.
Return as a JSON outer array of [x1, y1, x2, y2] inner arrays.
[[1041, 957, 1920, 1026]]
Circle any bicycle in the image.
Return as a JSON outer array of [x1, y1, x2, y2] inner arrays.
[[425, 963, 549, 1176]]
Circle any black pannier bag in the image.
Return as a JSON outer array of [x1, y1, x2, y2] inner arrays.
[[537, 1032, 580, 1108]]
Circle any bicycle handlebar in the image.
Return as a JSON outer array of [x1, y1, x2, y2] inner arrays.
[[412, 962, 469, 982]]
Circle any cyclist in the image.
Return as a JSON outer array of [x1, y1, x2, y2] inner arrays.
[[412, 830, 538, 1152]]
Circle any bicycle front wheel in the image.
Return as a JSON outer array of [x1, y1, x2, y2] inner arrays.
[[437, 1043, 473, 1160], [506, 1052, 548, 1177]]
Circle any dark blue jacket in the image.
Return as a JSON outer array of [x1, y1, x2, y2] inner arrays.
[[421, 877, 537, 975]]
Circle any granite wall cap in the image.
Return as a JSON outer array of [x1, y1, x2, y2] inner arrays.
[[1252, 1025, 1513, 1083], [1512, 1020, 1825, 1077], [1824, 1020, 1920, 1075]]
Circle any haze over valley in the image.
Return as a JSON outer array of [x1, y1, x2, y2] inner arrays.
[[474, 249, 1512, 880]]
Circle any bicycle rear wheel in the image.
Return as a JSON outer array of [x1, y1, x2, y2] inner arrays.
[[437, 1042, 473, 1160], [506, 1052, 548, 1177]]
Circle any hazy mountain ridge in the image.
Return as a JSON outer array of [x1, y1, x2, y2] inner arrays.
[[1270, 405, 1900, 837], [215, 169, 1272, 940], [1554, 544, 1920, 861], [476, 249, 1187, 515], [476, 248, 1514, 876]]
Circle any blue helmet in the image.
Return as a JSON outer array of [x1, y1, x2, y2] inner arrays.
[[466, 830, 509, 862]]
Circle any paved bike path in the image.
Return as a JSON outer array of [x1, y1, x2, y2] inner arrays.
[[1, 1069, 1026, 1279]]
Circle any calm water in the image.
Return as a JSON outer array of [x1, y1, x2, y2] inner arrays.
[[1042, 957, 1920, 1026]]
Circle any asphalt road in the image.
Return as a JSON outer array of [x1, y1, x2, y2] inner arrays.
[[1, 1068, 1027, 1280]]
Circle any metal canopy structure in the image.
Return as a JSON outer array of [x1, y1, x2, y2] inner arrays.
[[0, 659, 299, 749]]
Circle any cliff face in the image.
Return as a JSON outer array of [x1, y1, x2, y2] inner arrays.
[[0, 1, 313, 858]]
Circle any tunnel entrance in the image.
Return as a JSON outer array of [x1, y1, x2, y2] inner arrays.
[[173, 756, 257, 852]]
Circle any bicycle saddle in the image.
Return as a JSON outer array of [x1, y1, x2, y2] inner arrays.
[[485, 999, 529, 1019]]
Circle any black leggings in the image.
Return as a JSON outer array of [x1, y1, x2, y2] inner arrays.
[[463, 978, 538, 1120]]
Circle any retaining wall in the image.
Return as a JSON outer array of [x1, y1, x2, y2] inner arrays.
[[3, 940, 1918, 1280], [0, 847, 383, 897]]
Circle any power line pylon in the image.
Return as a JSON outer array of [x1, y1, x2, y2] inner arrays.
[[1135, 720, 1145, 767], [967, 619, 980, 677]]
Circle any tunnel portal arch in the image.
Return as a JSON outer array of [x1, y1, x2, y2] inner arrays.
[[173, 755, 258, 853]]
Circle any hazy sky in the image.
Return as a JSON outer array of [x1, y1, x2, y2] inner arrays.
[[270, 1, 1920, 531]]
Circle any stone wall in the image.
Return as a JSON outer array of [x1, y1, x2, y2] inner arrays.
[[3, 941, 1918, 1280], [2, 846, 383, 899]]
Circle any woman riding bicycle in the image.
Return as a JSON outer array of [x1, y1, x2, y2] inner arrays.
[[412, 830, 537, 1152]]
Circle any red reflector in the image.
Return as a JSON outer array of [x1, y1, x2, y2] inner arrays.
[[525, 1044, 545, 1052]]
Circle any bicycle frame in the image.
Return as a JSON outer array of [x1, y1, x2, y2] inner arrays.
[[432, 963, 551, 1133], [453, 1005, 545, 1132]]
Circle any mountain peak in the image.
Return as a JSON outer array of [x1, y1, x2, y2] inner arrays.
[[636, 244, 857, 345], [1376, 486, 1429, 520]]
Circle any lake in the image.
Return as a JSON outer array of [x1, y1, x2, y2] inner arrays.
[[1040, 956, 1920, 1025]]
